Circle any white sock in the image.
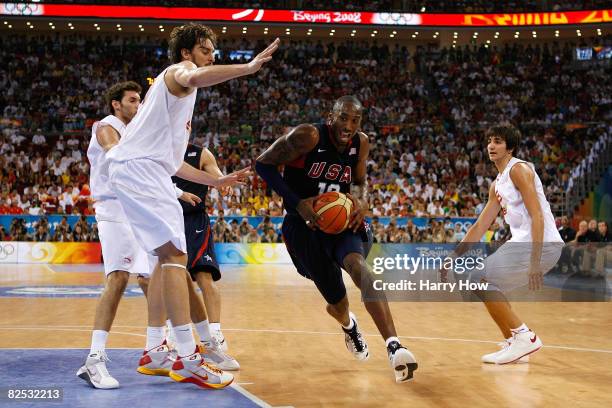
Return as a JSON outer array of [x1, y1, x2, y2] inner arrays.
[[210, 322, 221, 333], [165, 319, 176, 345], [511, 323, 529, 334], [342, 315, 355, 330], [385, 336, 400, 347], [90, 330, 108, 353], [194, 319, 212, 343], [174, 323, 197, 357], [145, 326, 165, 350]]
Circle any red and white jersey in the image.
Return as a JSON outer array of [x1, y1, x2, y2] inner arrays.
[[107, 67, 197, 175], [494, 157, 562, 243], [88, 114, 128, 222]]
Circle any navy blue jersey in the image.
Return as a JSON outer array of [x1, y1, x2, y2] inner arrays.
[[172, 144, 208, 214], [283, 123, 361, 212]]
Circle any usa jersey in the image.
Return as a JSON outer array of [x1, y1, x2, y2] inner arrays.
[[283, 123, 361, 212], [172, 144, 208, 215]]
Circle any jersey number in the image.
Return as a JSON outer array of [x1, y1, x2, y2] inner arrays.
[[318, 182, 341, 194]]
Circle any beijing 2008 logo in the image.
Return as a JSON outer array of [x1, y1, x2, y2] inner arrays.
[[1, 2, 44, 16], [0, 243, 16, 260]]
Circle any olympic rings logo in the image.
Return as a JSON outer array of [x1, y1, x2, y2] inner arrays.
[[0, 243, 16, 260], [1, 3, 43, 16]]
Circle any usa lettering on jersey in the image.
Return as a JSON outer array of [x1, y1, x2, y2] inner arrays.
[[307, 162, 352, 183]]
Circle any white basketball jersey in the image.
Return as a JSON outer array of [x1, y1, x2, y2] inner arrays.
[[494, 157, 562, 243], [88, 115, 128, 222], [106, 67, 197, 175]]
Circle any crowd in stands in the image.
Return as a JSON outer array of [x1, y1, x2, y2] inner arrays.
[[1, 33, 610, 243], [33, 0, 612, 12]]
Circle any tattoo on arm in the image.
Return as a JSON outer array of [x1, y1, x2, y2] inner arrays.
[[257, 125, 318, 165]]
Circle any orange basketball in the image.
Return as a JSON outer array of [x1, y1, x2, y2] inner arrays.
[[313, 191, 353, 234]]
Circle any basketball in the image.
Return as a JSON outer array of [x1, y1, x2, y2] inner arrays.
[[313, 191, 353, 234]]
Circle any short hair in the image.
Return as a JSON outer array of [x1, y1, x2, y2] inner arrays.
[[168, 23, 217, 64], [485, 123, 521, 153], [332, 95, 363, 114], [105, 81, 142, 114]]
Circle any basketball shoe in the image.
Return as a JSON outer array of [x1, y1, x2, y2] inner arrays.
[[342, 312, 369, 361], [482, 338, 530, 364], [200, 339, 240, 371], [494, 330, 542, 364], [169, 349, 234, 389], [76, 351, 119, 389], [137, 342, 174, 376], [211, 330, 228, 352], [387, 340, 418, 383]]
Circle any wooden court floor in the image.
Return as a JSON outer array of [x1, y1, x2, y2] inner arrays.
[[0, 263, 611, 407]]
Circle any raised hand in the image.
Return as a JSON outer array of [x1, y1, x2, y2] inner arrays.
[[216, 167, 252, 188], [247, 38, 280, 74]]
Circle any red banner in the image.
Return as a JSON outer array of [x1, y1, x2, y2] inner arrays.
[[0, 3, 610, 26]]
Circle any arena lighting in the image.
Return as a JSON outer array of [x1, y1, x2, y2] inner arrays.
[[117, 27, 121, 31], [373, 30, 378, 33], [138, 24, 142, 28], [140, 27, 144, 31], [160, 28, 164, 31], [116, 23, 120, 27], [93, 23, 98, 27], [329, 32, 333, 36], [158, 24, 162, 28], [370, 33, 375, 37], [331, 29, 335, 32], [96, 26, 100, 30]]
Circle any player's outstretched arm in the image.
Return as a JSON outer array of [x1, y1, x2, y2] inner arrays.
[[172, 38, 280, 89], [176, 161, 251, 188], [256, 124, 320, 226], [201, 148, 233, 196]]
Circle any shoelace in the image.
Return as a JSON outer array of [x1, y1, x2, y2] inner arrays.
[[347, 328, 366, 352]]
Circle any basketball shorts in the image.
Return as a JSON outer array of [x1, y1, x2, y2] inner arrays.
[[108, 158, 186, 255], [471, 241, 564, 292], [98, 220, 150, 277], [184, 211, 220, 281], [281, 213, 373, 305]]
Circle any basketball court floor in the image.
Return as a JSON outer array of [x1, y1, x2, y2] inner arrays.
[[0, 263, 610, 407]]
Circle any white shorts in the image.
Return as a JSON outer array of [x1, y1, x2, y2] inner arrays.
[[108, 158, 186, 255], [476, 242, 564, 292], [98, 220, 150, 277]]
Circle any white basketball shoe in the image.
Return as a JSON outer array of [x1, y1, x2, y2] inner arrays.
[[76, 351, 119, 389]]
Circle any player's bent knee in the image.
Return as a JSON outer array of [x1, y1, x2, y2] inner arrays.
[[107, 270, 129, 285], [343, 254, 368, 278]]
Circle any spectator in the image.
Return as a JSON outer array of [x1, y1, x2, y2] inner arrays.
[[558, 216, 576, 242]]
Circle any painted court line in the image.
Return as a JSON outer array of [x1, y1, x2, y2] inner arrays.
[[0, 325, 610, 354], [230, 383, 272, 408]]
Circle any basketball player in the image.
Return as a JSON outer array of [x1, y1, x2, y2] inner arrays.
[[255, 95, 418, 383], [77, 81, 203, 389], [77, 81, 150, 389], [169, 142, 240, 370], [106, 23, 279, 388], [449, 124, 563, 364]]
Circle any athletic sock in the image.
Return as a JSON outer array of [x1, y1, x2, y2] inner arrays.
[[194, 319, 212, 343], [210, 322, 221, 333], [511, 323, 530, 334], [145, 326, 165, 350], [342, 315, 355, 330], [165, 319, 176, 345], [90, 330, 108, 354], [385, 336, 400, 347], [174, 323, 197, 357]]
